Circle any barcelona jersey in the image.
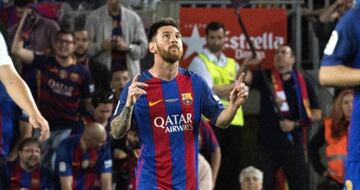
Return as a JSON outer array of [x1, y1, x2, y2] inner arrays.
[[114, 68, 224, 190], [321, 5, 360, 189]]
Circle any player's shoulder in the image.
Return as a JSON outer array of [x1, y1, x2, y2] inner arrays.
[[179, 67, 204, 82], [337, 6, 360, 28]]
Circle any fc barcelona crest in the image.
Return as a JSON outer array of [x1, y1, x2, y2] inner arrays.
[[181, 93, 193, 105], [59, 69, 67, 79]]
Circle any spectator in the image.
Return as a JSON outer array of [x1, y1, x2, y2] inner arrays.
[[0, 0, 33, 31], [188, 21, 249, 190], [12, 11, 94, 170], [84, 90, 114, 129], [249, 45, 322, 190], [85, 0, 148, 77], [309, 89, 353, 188], [8, 137, 52, 189], [54, 122, 112, 190], [74, 29, 112, 91], [0, 30, 49, 188], [111, 67, 129, 105], [12, 11, 94, 132], [239, 166, 263, 190]]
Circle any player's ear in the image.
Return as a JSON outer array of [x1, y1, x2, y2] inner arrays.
[[149, 41, 157, 54]]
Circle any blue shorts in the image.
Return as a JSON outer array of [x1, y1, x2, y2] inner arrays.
[[345, 161, 360, 190]]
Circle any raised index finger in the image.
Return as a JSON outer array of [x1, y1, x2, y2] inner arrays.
[[237, 72, 246, 83]]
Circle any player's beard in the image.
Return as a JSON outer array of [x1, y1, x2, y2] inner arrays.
[[157, 44, 183, 64], [24, 156, 40, 170]]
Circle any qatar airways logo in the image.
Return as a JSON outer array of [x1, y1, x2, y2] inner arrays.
[[153, 113, 193, 133], [183, 25, 285, 59], [48, 79, 74, 97]]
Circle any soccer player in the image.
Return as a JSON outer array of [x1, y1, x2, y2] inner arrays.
[[54, 122, 112, 190], [111, 18, 249, 189], [319, 1, 360, 189]]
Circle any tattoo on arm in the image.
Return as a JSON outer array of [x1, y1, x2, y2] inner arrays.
[[111, 106, 133, 139]]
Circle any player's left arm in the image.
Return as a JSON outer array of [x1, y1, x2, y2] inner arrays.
[[215, 73, 248, 128], [100, 173, 112, 190], [60, 176, 73, 190]]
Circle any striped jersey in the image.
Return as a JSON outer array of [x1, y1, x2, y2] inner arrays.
[[54, 135, 112, 190], [321, 5, 360, 162], [32, 54, 94, 131], [114, 68, 224, 190], [8, 162, 52, 190]]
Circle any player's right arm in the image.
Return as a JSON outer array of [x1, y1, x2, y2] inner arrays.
[[11, 9, 34, 64], [319, 10, 360, 87], [111, 74, 147, 139], [319, 65, 360, 87]]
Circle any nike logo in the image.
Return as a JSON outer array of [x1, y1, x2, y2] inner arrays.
[[149, 99, 163, 107]]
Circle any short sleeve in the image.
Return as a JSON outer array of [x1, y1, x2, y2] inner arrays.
[[55, 143, 73, 176], [321, 13, 357, 66], [198, 76, 224, 124], [97, 144, 112, 173]]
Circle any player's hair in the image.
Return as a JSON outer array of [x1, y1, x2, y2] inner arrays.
[[205, 21, 226, 35], [92, 90, 114, 108], [18, 137, 41, 151], [148, 18, 178, 41], [55, 29, 75, 42]]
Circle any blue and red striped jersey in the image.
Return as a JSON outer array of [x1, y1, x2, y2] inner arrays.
[[321, 5, 360, 162], [114, 68, 224, 190], [0, 83, 18, 156], [8, 162, 52, 190], [199, 120, 219, 154], [32, 54, 94, 130], [54, 135, 112, 190]]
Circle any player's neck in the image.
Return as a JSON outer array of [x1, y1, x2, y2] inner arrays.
[[149, 59, 179, 81], [56, 55, 76, 67]]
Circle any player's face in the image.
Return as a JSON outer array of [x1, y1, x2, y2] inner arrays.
[[111, 70, 129, 93], [74, 30, 90, 56], [153, 25, 183, 64], [342, 93, 354, 121], [94, 103, 113, 123], [55, 34, 75, 58], [274, 45, 295, 73], [19, 143, 41, 170], [241, 174, 262, 190], [206, 28, 225, 53]]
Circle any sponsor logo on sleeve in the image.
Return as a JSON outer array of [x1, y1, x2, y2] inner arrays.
[[104, 160, 112, 168], [59, 162, 66, 172], [324, 30, 339, 55]]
